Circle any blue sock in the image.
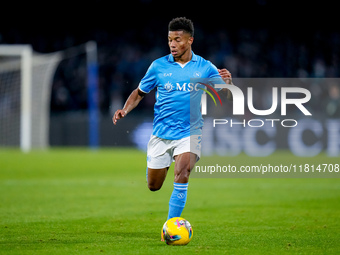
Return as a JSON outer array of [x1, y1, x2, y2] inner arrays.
[[167, 182, 188, 220]]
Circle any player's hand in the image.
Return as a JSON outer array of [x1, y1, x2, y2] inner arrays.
[[113, 109, 127, 125], [218, 68, 232, 84]]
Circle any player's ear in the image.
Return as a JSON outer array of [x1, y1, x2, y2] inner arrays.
[[188, 36, 194, 45]]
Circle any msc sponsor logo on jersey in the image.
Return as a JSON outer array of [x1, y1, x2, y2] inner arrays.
[[163, 82, 201, 92], [164, 82, 174, 92]]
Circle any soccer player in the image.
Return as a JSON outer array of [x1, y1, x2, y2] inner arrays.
[[113, 17, 232, 220]]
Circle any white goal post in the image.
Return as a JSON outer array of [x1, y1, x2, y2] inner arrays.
[[0, 45, 33, 152], [0, 45, 62, 152], [0, 42, 97, 152]]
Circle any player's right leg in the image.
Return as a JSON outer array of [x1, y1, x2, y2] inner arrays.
[[147, 167, 168, 191], [146, 135, 172, 191]]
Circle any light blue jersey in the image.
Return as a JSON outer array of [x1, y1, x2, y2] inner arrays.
[[138, 52, 221, 140]]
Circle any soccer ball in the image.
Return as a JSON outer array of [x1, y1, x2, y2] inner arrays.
[[161, 217, 193, 245]]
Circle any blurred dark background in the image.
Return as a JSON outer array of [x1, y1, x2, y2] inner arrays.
[[1, 0, 339, 114], [1, 0, 339, 149]]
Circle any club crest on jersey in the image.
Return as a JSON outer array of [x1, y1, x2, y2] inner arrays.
[[164, 81, 173, 92], [193, 71, 201, 77]]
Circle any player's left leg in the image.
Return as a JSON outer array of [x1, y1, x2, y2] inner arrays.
[[173, 152, 197, 183], [167, 152, 197, 220]]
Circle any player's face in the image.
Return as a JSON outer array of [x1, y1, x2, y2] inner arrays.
[[168, 31, 193, 60]]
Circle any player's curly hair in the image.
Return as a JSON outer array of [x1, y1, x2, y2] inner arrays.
[[168, 17, 194, 37]]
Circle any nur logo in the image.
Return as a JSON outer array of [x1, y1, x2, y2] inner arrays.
[[198, 82, 222, 107], [197, 79, 311, 117], [197, 82, 223, 115]]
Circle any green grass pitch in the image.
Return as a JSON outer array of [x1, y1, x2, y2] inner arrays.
[[0, 148, 339, 254]]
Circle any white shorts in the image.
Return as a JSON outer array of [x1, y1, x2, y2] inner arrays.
[[146, 135, 202, 169]]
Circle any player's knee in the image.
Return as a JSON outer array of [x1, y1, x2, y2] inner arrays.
[[148, 183, 162, 192], [174, 168, 191, 183]]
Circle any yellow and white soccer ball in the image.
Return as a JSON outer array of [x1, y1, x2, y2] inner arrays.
[[161, 217, 193, 245]]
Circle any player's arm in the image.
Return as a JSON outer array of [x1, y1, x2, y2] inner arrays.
[[113, 88, 146, 125], [218, 68, 233, 101]]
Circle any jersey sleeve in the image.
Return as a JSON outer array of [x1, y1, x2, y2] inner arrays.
[[207, 61, 221, 79], [207, 61, 224, 91], [138, 62, 157, 94]]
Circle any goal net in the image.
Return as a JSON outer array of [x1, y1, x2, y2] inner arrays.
[[0, 43, 96, 151]]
